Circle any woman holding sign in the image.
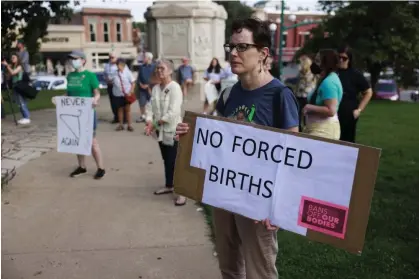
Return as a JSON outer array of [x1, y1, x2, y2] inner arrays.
[[54, 50, 105, 179], [302, 49, 343, 140], [144, 59, 186, 206]]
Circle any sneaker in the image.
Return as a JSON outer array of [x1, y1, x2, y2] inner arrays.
[[70, 167, 87, 177], [18, 118, 31, 125], [94, 168, 106, 179], [136, 116, 145, 123]]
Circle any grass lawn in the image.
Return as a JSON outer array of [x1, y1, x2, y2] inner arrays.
[[204, 101, 419, 279], [2, 89, 107, 115]]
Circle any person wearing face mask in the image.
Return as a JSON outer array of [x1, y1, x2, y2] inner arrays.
[[175, 18, 299, 279], [336, 45, 373, 143], [302, 49, 343, 140], [59, 50, 106, 179]]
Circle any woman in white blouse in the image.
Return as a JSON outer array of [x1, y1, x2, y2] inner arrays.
[[202, 57, 223, 114], [145, 59, 186, 206]]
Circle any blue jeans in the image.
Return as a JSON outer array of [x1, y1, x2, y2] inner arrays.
[[14, 90, 30, 119]]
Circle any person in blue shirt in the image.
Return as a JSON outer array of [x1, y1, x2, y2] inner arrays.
[[302, 49, 343, 140], [175, 18, 299, 279], [177, 57, 195, 99], [136, 52, 155, 122]]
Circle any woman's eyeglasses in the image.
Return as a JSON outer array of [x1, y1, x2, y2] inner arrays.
[[223, 43, 258, 53], [339, 55, 349, 62]]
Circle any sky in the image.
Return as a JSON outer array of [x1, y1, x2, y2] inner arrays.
[[73, 0, 319, 22]]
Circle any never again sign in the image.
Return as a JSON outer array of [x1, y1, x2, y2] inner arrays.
[[189, 117, 359, 239], [56, 96, 94, 156]]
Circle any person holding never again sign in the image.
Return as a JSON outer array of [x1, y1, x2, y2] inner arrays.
[[53, 50, 105, 179], [176, 18, 299, 279]]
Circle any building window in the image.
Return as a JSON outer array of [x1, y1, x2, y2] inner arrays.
[[103, 22, 109, 42], [116, 22, 122, 42], [89, 23, 96, 42], [282, 33, 287, 47]]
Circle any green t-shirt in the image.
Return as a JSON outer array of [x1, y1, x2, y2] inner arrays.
[[307, 72, 343, 111], [66, 70, 99, 97], [11, 66, 23, 84]]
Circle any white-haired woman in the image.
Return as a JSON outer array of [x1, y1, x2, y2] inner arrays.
[[145, 59, 186, 206]]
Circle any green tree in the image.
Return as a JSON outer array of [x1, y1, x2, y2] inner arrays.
[[1, 1, 74, 64], [215, 1, 254, 43], [133, 21, 147, 33], [298, 1, 419, 89]]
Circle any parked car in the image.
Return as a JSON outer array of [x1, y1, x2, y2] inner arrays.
[[374, 79, 399, 101], [33, 76, 67, 91], [95, 72, 108, 89]]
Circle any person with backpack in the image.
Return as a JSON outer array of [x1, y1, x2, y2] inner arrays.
[[175, 18, 299, 279], [302, 49, 343, 140], [2, 53, 31, 124]]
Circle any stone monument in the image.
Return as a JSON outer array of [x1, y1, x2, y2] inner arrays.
[[145, 0, 227, 94]]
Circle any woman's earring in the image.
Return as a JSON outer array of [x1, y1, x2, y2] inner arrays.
[[259, 61, 262, 73]]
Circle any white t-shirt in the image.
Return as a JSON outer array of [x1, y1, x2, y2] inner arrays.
[[112, 67, 135, 97]]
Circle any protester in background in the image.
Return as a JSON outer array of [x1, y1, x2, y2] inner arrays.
[[104, 52, 122, 123], [112, 58, 136, 132], [2, 54, 30, 124], [62, 50, 105, 179], [16, 40, 30, 81], [136, 52, 155, 123], [177, 57, 195, 99], [302, 49, 343, 140], [337, 45, 373, 143], [176, 18, 299, 279], [202, 57, 223, 114], [295, 55, 317, 131], [145, 59, 186, 206]]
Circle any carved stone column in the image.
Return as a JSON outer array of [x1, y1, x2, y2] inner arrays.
[[145, 0, 227, 96]]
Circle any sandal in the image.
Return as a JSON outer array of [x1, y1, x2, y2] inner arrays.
[[127, 126, 134, 132], [175, 195, 187, 206], [154, 187, 174, 195], [115, 125, 124, 131]]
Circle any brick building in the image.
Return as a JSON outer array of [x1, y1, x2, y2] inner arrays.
[[40, 7, 137, 71], [264, 8, 327, 63]]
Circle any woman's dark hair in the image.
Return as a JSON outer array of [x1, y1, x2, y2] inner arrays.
[[231, 18, 271, 49], [309, 49, 339, 105], [337, 44, 353, 68], [320, 49, 339, 75], [10, 53, 21, 66], [207, 58, 221, 74]]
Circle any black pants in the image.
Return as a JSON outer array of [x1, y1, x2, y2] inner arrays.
[[296, 97, 307, 132], [339, 110, 358, 143], [108, 85, 126, 122], [159, 141, 178, 188]]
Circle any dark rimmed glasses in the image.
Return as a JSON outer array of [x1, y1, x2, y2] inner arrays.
[[223, 43, 259, 53]]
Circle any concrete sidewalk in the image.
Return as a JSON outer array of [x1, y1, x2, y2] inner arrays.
[[1, 95, 220, 279]]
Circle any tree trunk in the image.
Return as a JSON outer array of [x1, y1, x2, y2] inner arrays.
[[368, 62, 382, 98]]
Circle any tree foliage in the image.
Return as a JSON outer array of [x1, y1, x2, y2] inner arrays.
[[214, 1, 254, 42], [1, 1, 73, 64], [299, 1, 419, 88]]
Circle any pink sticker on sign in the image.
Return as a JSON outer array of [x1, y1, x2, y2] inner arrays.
[[298, 196, 349, 239]]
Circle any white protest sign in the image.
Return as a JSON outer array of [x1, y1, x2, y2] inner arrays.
[[190, 117, 359, 239], [56, 96, 94, 156]]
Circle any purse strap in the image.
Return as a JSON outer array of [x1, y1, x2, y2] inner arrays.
[[118, 71, 127, 95]]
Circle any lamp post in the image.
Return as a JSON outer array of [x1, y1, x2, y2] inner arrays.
[[269, 22, 277, 55], [276, 0, 323, 80]]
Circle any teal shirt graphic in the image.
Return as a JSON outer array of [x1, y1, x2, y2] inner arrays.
[[307, 72, 343, 110]]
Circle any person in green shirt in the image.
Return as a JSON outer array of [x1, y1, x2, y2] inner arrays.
[[64, 50, 105, 179]]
